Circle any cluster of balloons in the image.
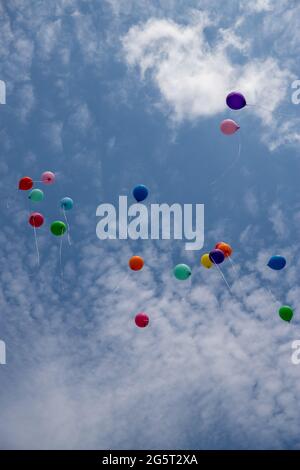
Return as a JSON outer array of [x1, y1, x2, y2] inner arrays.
[[171, 243, 233, 291], [19, 172, 56, 233], [18, 171, 74, 264], [200, 242, 233, 291], [201, 242, 233, 268]]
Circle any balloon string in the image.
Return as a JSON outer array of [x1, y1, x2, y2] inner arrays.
[[59, 233, 64, 291], [181, 275, 192, 304], [33, 225, 40, 266], [210, 134, 242, 187], [228, 256, 238, 275], [213, 261, 231, 293], [266, 287, 279, 305], [63, 208, 72, 246], [246, 103, 296, 118], [112, 272, 129, 293]]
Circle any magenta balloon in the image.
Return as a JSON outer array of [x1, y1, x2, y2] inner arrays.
[[135, 312, 149, 328], [220, 119, 240, 135], [41, 171, 55, 185]]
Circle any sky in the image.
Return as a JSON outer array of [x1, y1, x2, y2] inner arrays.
[[1, 0, 300, 450]]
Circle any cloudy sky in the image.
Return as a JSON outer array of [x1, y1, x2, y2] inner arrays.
[[1, 0, 300, 450]]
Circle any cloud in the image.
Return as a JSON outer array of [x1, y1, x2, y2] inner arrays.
[[42, 121, 63, 152], [1, 220, 300, 449], [244, 190, 259, 216], [268, 203, 289, 240], [1, 0, 300, 451], [244, 0, 273, 13], [122, 17, 293, 146]]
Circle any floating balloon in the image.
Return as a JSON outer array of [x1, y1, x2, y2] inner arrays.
[[133, 184, 149, 202], [173, 263, 192, 280], [215, 242, 233, 258], [201, 253, 213, 269], [60, 197, 74, 211], [226, 92, 247, 110], [29, 212, 44, 228], [41, 171, 55, 185], [135, 312, 149, 328], [50, 220, 67, 236], [220, 119, 240, 135], [19, 176, 33, 191], [278, 305, 293, 322], [129, 255, 144, 271], [267, 255, 286, 271], [209, 249, 225, 265], [29, 188, 44, 202]]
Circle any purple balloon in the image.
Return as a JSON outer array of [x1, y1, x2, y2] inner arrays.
[[209, 249, 225, 264], [226, 92, 247, 110]]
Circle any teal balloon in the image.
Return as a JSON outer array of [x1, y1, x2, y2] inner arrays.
[[173, 263, 192, 280], [60, 197, 73, 211], [28, 189, 44, 202]]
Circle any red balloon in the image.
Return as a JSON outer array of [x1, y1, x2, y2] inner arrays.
[[19, 176, 33, 190], [129, 256, 144, 271], [135, 312, 149, 328], [215, 241, 233, 258], [29, 212, 44, 228]]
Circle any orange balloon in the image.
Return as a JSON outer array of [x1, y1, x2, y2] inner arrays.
[[215, 242, 233, 258], [129, 256, 144, 271]]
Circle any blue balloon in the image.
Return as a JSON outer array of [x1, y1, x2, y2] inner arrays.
[[133, 184, 149, 202], [209, 249, 225, 265], [60, 197, 74, 211], [226, 92, 247, 110], [267, 255, 286, 271]]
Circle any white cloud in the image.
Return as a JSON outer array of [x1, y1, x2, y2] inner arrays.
[[1, 225, 300, 449], [122, 17, 293, 146], [244, 190, 259, 216], [42, 121, 63, 152], [244, 0, 273, 13], [268, 203, 289, 240]]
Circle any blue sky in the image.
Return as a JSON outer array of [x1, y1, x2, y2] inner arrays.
[[1, 0, 300, 450]]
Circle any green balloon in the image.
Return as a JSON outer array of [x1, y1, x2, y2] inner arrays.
[[50, 220, 67, 236], [29, 189, 44, 202], [173, 263, 192, 280], [279, 305, 294, 322]]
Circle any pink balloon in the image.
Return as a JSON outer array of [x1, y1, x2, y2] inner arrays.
[[41, 171, 55, 185], [220, 119, 240, 135], [135, 312, 149, 328]]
